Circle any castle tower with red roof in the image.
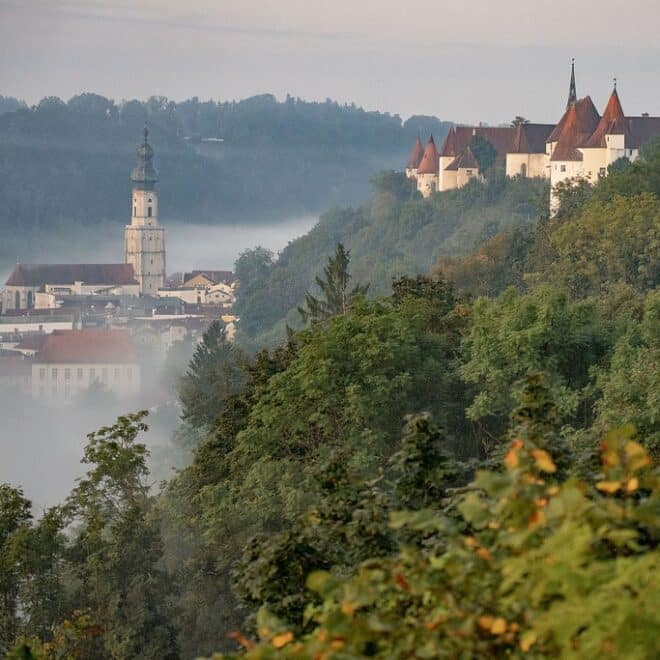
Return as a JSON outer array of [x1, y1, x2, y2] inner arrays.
[[416, 135, 440, 197], [405, 137, 425, 178]]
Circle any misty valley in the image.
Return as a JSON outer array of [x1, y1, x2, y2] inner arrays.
[[1, 13, 659, 660]]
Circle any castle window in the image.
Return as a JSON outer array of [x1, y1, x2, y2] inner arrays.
[[14, 291, 20, 309], [133, 206, 136, 217], [27, 290, 33, 308], [39, 368, 46, 380], [64, 368, 71, 381], [560, 165, 566, 173], [520, 163, 527, 178], [148, 207, 152, 217], [599, 167, 607, 177], [77, 368, 83, 380], [51, 368, 58, 380], [148, 198, 152, 202]]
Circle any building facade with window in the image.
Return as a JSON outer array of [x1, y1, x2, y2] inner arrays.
[[405, 62, 660, 212], [31, 329, 140, 406]]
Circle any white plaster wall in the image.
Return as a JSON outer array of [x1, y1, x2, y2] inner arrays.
[[417, 173, 437, 198], [32, 362, 141, 406]]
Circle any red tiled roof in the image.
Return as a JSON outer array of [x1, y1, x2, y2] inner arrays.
[[547, 96, 600, 144], [439, 128, 459, 157], [585, 88, 629, 148], [5, 264, 138, 287], [551, 98, 601, 162], [417, 135, 440, 175], [16, 334, 49, 351], [36, 329, 138, 364], [406, 137, 425, 169]]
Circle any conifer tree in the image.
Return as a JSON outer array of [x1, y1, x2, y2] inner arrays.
[[298, 244, 368, 324]]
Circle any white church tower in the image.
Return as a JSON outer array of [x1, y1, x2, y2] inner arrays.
[[124, 125, 166, 295]]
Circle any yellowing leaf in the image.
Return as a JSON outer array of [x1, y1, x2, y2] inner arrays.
[[596, 481, 621, 494], [271, 631, 294, 649], [546, 485, 560, 496], [476, 547, 493, 561], [341, 601, 357, 615], [330, 638, 346, 649], [490, 618, 507, 635], [528, 509, 546, 527], [504, 449, 519, 469], [625, 477, 639, 492], [532, 449, 556, 473], [520, 629, 538, 652], [478, 615, 494, 630]]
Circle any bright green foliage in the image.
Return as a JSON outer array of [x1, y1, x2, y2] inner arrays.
[[540, 193, 660, 298], [596, 290, 660, 457], [179, 320, 248, 428], [298, 243, 368, 324], [461, 287, 610, 429], [211, 379, 659, 659]]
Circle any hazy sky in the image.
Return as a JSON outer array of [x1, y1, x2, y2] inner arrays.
[[1, 0, 659, 124]]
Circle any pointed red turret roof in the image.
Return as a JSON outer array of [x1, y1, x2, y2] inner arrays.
[[548, 96, 600, 144], [439, 127, 459, 157], [585, 86, 630, 148], [406, 137, 425, 169], [417, 135, 439, 175]]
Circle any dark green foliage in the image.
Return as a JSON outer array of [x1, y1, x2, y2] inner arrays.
[[298, 243, 368, 324], [0, 94, 452, 262], [179, 321, 247, 428], [236, 175, 547, 347], [468, 135, 498, 174], [369, 170, 419, 201]]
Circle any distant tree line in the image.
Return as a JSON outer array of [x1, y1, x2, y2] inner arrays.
[[0, 92, 452, 258]]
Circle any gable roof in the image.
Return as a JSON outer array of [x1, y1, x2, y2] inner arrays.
[[406, 137, 425, 169], [6, 264, 138, 287], [455, 146, 479, 169], [585, 88, 629, 148], [182, 270, 234, 286], [36, 329, 138, 364], [548, 96, 600, 144], [510, 123, 556, 153], [417, 135, 440, 175]]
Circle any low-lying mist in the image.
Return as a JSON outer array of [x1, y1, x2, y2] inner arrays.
[[0, 215, 318, 283], [0, 214, 318, 511]]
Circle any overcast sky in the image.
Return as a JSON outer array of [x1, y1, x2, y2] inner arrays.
[[1, 0, 659, 124]]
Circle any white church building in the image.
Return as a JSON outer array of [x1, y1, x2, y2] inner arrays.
[[2, 127, 167, 313]]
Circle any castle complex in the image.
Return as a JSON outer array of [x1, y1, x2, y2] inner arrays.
[[406, 63, 660, 212]]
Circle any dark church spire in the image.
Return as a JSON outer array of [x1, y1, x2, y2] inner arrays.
[[567, 58, 577, 109], [131, 123, 158, 190]]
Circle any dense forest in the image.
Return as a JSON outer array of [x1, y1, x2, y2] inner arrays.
[[0, 92, 451, 263], [1, 143, 659, 659], [233, 170, 548, 347]]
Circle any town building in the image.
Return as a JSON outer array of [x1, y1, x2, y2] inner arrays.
[[405, 62, 660, 211], [124, 126, 167, 295], [157, 269, 236, 307], [2, 264, 139, 314], [31, 329, 140, 406]]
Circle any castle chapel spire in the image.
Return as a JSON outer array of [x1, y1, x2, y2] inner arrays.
[[567, 58, 577, 109]]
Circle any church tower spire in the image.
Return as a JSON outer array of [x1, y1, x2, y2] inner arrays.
[[566, 58, 577, 109], [124, 124, 166, 295]]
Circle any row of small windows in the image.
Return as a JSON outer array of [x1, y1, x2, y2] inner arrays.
[[39, 366, 133, 381]]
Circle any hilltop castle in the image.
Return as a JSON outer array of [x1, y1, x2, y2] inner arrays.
[[406, 63, 660, 212]]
